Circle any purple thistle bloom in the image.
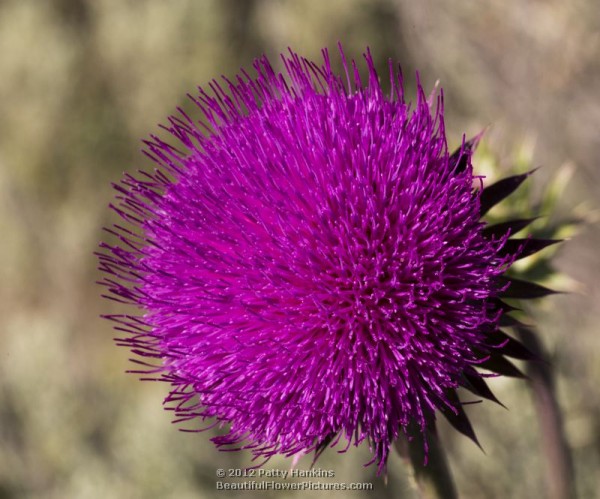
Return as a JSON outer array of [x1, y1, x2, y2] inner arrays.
[[98, 46, 551, 472]]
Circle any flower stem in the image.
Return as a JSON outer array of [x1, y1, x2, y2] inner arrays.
[[517, 325, 576, 499], [395, 426, 458, 499]]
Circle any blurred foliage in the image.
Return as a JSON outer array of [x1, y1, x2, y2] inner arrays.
[[476, 141, 592, 290], [0, 1, 599, 498]]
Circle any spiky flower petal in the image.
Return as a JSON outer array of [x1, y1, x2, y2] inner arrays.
[[98, 47, 548, 471]]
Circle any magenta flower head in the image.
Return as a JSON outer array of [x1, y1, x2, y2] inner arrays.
[[97, 46, 556, 473]]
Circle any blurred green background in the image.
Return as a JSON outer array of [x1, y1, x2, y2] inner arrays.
[[1, 1, 599, 498]]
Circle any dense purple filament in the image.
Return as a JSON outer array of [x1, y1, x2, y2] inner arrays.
[[98, 47, 512, 471]]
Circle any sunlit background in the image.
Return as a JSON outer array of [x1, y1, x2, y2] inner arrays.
[[1, 1, 599, 498]]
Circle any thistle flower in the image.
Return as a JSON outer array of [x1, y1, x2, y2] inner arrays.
[[97, 47, 558, 472]]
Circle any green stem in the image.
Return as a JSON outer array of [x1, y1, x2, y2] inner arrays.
[[517, 325, 576, 499], [395, 426, 458, 499]]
